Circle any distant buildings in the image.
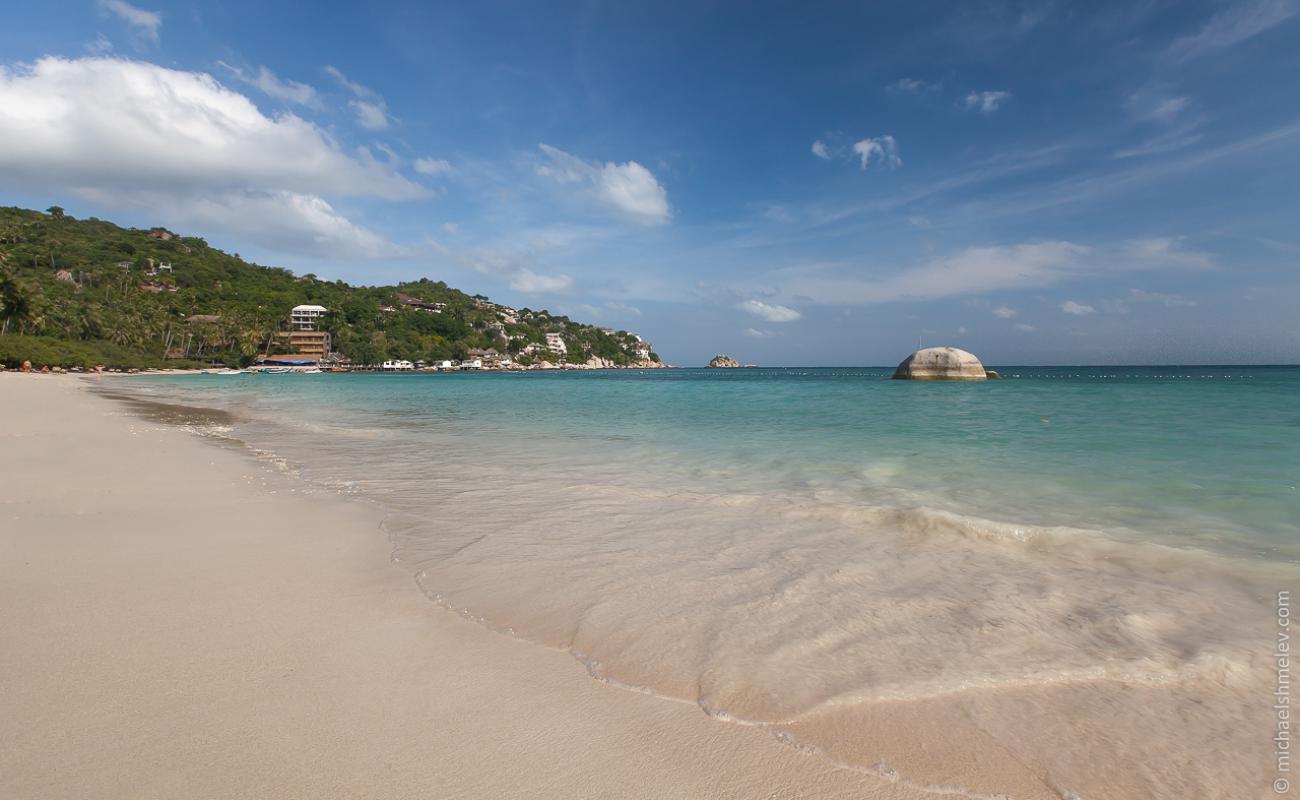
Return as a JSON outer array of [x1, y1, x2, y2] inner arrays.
[[396, 293, 445, 313], [545, 332, 567, 355]]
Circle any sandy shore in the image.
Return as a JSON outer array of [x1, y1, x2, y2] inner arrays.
[[0, 374, 937, 799]]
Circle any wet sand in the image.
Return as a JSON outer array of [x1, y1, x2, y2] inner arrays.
[[0, 373, 949, 799]]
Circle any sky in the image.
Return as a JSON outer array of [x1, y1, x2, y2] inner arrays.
[[1, 0, 1298, 366]]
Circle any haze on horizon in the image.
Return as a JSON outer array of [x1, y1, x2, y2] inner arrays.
[[1, 0, 1297, 366]]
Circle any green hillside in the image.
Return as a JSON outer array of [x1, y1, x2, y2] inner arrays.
[[0, 206, 659, 369]]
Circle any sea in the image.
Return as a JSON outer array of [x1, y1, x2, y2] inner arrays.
[[108, 365, 1300, 798]]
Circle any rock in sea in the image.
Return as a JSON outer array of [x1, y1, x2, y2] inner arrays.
[[892, 347, 992, 380]]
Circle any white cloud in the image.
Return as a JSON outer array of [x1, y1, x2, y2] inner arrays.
[[175, 190, 404, 259], [743, 327, 777, 338], [85, 34, 114, 55], [218, 62, 321, 108], [509, 269, 573, 293], [1014, 323, 1037, 332], [442, 222, 460, 234], [97, 0, 160, 44], [811, 140, 831, 160], [777, 237, 1211, 306], [1128, 288, 1198, 307], [851, 136, 901, 171], [738, 299, 801, 322], [605, 301, 643, 317], [536, 143, 670, 225], [1168, 0, 1300, 61], [414, 157, 452, 175], [886, 77, 928, 94], [458, 247, 573, 294], [956, 326, 968, 334], [993, 306, 1019, 319], [1061, 300, 1096, 315], [1114, 123, 1203, 159], [1121, 237, 1213, 270], [325, 65, 391, 130], [964, 90, 1012, 113], [351, 101, 389, 131], [0, 56, 426, 257]]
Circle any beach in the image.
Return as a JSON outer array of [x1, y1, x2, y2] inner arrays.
[[0, 374, 924, 799], [2, 370, 1294, 799]]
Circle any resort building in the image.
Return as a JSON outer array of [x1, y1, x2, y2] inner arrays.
[[545, 332, 567, 355], [381, 360, 415, 371], [278, 330, 331, 361], [290, 304, 327, 331], [271, 305, 331, 362]]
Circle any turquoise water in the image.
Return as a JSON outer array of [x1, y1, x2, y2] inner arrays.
[[130, 365, 1300, 558], [114, 365, 1300, 797]]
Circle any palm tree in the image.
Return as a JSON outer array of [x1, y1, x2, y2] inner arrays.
[[0, 270, 34, 334]]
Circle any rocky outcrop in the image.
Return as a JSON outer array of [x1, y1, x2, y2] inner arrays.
[[707, 354, 741, 368], [892, 347, 990, 381]]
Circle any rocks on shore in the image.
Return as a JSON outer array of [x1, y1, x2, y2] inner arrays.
[[892, 347, 993, 381], [707, 354, 741, 368]]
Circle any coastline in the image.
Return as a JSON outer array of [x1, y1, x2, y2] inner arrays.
[[0, 373, 930, 799]]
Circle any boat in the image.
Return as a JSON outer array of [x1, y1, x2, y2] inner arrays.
[[261, 366, 291, 374], [215, 369, 249, 376]]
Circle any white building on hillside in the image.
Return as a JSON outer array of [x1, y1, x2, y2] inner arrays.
[[290, 304, 327, 331], [545, 332, 567, 355]]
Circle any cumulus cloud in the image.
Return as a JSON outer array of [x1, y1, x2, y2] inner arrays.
[[993, 306, 1019, 319], [414, 157, 452, 175], [0, 56, 425, 257], [1061, 300, 1096, 315], [811, 140, 831, 160], [738, 299, 801, 322], [218, 62, 321, 108], [325, 65, 391, 130], [852, 136, 901, 170], [97, 0, 160, 44], [964, 90, 1011, 113], [174, 190, 405, 259], [536, 144, 670, 225]]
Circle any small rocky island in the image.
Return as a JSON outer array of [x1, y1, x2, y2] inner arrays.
[[892, 347, 998, 380], [707, 354, 741, 368]]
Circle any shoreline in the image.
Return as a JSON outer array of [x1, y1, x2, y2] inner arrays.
[[3, 372, 1286, 799], [0, 373, 917, 799]]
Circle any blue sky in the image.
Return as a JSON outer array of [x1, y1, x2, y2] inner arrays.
[[1, 0, 1298, 365]]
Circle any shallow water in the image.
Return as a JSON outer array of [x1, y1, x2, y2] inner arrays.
[[112, 366, 1300, 798]]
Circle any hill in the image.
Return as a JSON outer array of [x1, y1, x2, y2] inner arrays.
[[0, 206, 661, 370]]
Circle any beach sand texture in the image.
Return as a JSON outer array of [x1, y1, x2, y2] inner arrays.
[[0, 374, 965, 799]]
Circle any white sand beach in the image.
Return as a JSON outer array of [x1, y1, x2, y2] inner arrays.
[[0, 373, 959, 800]]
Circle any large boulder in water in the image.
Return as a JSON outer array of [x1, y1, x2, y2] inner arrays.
[[892, 347, 989, 380], [707, 354, 741, 368]]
